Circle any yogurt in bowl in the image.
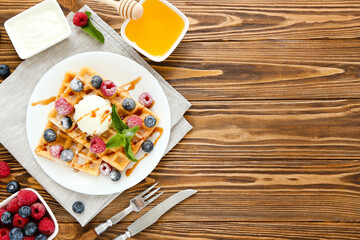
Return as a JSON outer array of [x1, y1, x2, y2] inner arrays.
[[4, 0, 71, 59]]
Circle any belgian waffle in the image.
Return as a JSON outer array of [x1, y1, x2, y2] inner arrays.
[[47, 66, 160, 171], [35, 72, 102, 176]]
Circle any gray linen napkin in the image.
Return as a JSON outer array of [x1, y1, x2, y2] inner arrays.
[[0, 6, 191, 226]]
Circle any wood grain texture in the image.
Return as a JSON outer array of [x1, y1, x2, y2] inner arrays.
[[6, 39, 360, 100], [1, 0, 360, 239], [56, 222, 360, 240], [1, 146, 360, 223]]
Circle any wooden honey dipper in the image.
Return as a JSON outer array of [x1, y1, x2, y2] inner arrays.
[[98, 0, 144, 20]]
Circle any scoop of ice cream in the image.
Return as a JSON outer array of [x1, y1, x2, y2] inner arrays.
[[74, 95, 112, 135]]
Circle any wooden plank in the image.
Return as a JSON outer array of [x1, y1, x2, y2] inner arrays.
[[1, 152, 360, 222], [169, 99, 360, 160], [4, 40, 360, 100], [57, 221, 360, 240], [158, 40, 360, 100]]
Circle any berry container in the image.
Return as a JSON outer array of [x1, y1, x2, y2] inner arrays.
[[0, 188, 59, 239]]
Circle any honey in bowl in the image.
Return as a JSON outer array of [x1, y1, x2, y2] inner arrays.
[[122, 0, 189, 61]]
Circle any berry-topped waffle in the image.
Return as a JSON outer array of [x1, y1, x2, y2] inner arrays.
[[35, 71, 102, 176], [44, 66, 159, 173]]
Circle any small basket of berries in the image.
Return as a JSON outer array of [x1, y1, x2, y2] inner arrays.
[[0, 188, 58, 240]]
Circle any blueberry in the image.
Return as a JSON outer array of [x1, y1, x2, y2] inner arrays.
[[61, 116, 73, 129], [91, 75, 103, 89], [9, 227, 23, 240], [19, 206, 31, 218], [35, 234, 47, 240], [72, 201, 84, 213], [44, 129, 57, 142], [0, 64, 10, 78], [122, 98, 136, 111], [6, 181, 20, 193], [24, 222, 38, 236], [70, 78, 84, 92], [1, 211, 13, 225], [109, 170, 121, 181], [144, 115, 156, 128], [60, 148, 74, 162], [141, 140, 154, 153]]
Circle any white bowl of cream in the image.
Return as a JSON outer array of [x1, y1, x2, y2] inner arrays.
[[4, 0, 71, 59]]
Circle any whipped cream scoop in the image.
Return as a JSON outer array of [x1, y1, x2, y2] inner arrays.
[[74, 95, 112, 135]]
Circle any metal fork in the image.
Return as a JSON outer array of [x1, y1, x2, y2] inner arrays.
[[94, 182, 164, 236]]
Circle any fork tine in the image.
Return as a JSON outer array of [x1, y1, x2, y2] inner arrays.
[[143, 187, 161, 201], [139, 182, 159, 197], [145, 191, 164, 206]]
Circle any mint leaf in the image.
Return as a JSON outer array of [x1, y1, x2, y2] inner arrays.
[[122, 126, 139, 139], [106, 133, 126, 148], [107, 105, 138, 162], [125, 139, 138, 162], [82, 11, 105, 44], [111, 104, 128, 132]]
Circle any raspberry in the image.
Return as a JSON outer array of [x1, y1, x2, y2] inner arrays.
[[13, 213, 29, 228], [101, 80, 117, 97], [126, 116, 143, 128], [73, 12, 88, 27], [138, 92, 153, 108], [0, 162, 10, 178], [55, 98, 74, 116], [6, 198, 20, 213], [100, 162, 112, 176], [90, 137, 106, 153], [23, 236, 35, 240], [17, 190, 38, 207], [38, 217, 55, 236], [49, 145, 63, 159], [30, 203, 46, 220], [0, 228, 9, 240]]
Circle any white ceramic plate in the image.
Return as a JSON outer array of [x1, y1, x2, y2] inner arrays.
[[26, 52, 171, 195]]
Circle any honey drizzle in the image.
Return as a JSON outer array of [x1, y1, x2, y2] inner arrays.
[[149, 127, 164, 146], [125, 153, 148, 177], [31, 96, 56, 106], [120, 77, 142, 91]]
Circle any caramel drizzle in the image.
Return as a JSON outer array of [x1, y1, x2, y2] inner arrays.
[[77, 108, 99, 122], [120, 77, 142, 91], [31, 96, 56, 106], [149, 127, 164, 146], [90, 108, 100, 118], [125, 127, 164, 177], [100, 110, 111, 124], [77, 113, 90, 122], [125, 153, 148, 177]]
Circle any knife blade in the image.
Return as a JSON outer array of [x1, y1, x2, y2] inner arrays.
[[114, 189, 197, 240]]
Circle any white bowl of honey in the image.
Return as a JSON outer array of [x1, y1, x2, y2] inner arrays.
[[121, 0, 189, 62]]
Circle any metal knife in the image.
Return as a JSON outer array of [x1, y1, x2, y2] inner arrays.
[[114, 189, 197, 240]]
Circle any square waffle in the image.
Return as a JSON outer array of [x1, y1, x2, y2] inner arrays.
[[47, 66, 160, 171], [35, 72, 102, 176]]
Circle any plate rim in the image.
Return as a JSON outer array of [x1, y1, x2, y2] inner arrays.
[[25, 51, 171, 195]]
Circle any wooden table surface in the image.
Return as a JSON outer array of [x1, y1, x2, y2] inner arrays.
[[1, 0, 360, 239]]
